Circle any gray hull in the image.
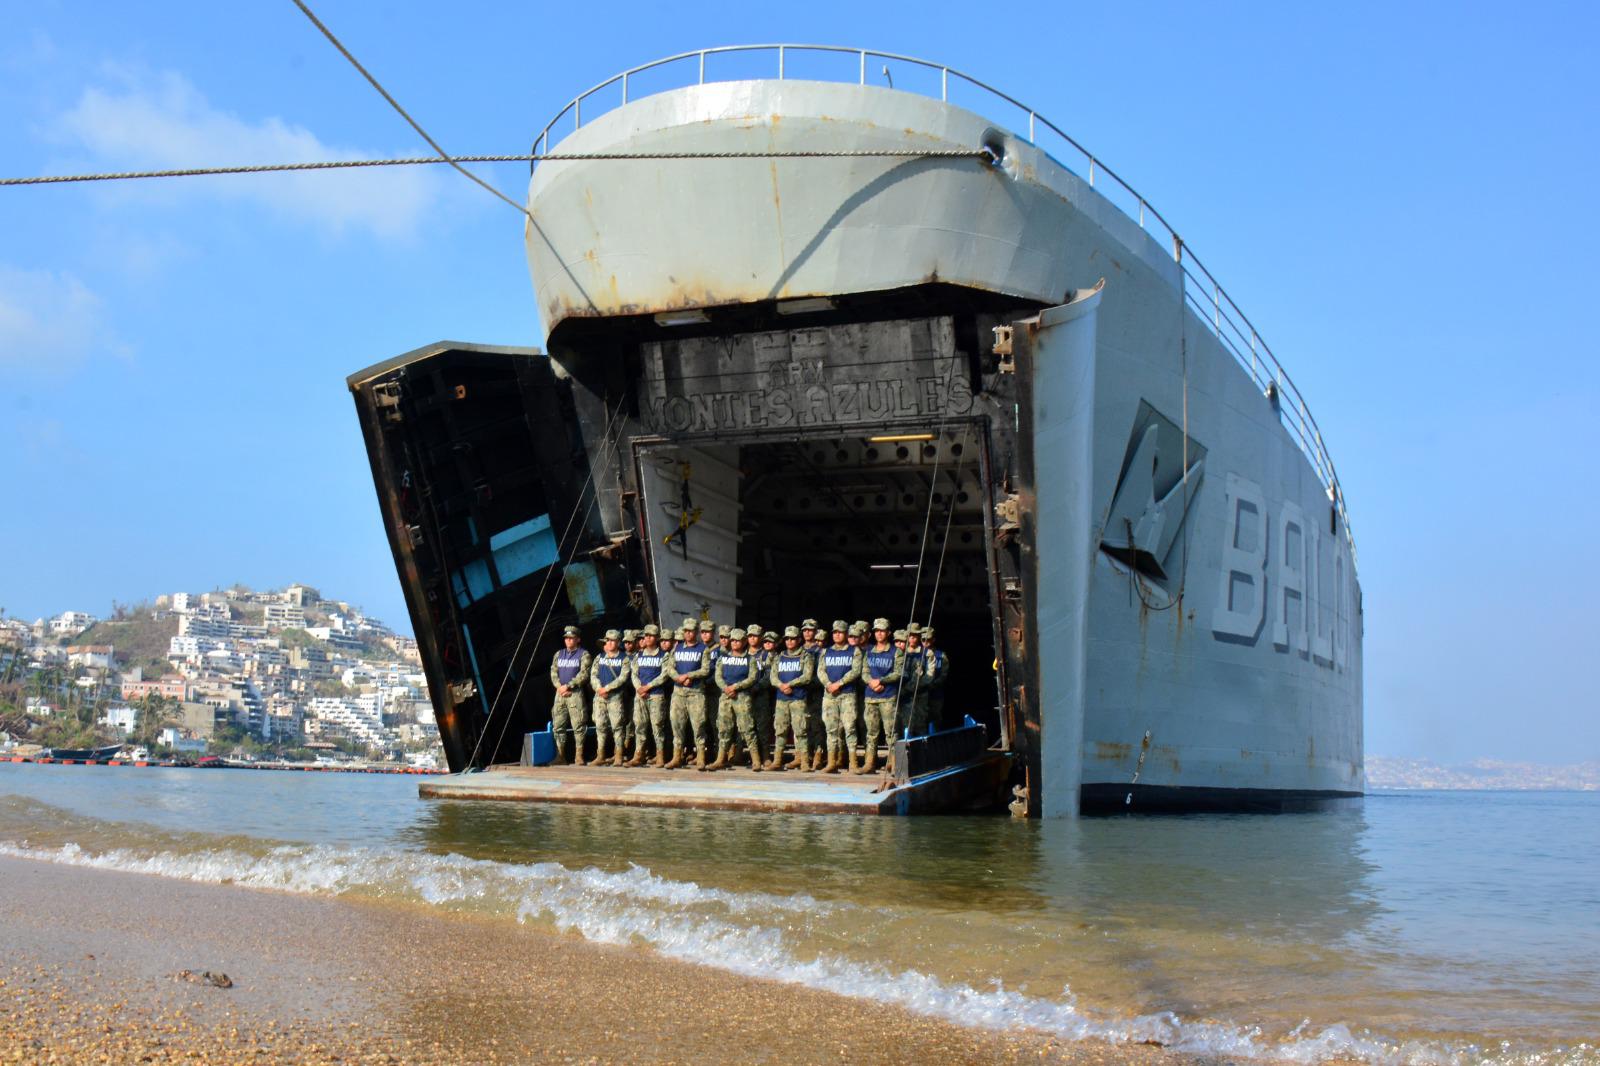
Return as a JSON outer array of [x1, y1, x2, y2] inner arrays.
[[349, 48, 1362, 815]]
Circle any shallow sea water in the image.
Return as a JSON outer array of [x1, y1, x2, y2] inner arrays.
[[1, 763, 1594, 1064]]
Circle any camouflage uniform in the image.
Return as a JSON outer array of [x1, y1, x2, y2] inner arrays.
[[817, 622, 863, 770], [665, 621, 714, 768], [901, 625, 932, 738], [713, 632, 762, 769], [620, 630, 638, 751], [800, 620, 826, 769], [769, 629, 815, 770], [629, 626, 668, 765], [860, 619, 906, 773], [921, 628, 950, 729], [547, 634, 591, 764], [589, 633, 632, 764]]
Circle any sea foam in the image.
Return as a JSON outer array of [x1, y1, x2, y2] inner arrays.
[[0, 837, 1590, 1066]]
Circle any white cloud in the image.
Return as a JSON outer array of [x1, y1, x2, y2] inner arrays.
[[0, 263, 127, 373], [54, 70, 445, 239]]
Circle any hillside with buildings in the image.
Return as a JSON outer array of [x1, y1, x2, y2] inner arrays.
[[0, 584, 439, 767]]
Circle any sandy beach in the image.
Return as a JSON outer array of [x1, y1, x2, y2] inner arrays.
[[0, 856, 1187, 1065]]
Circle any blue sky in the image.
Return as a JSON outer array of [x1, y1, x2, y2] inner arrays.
[[2, 1, 1595, 762]]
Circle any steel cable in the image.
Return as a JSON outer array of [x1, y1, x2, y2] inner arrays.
[[0, 149, 986, 188]]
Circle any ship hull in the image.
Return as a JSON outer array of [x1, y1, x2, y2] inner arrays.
[[350, 69, 1362, 815]]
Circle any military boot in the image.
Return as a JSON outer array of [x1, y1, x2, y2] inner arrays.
[[859, 745, 878, 775], [693, 743, 708, 771], [663, 746, 684, 770], [765, 746, 786, 771], [783, 745, 803, 770], [626, 741, 647, 767], [845, 747, 859, 774], [703, 744, 729, 772], [588, 736, 608, 766], [651, 748, 667, 769], [611, 742, 625, 767], [749, 744, 765, 772], [812, 748, 826, 771], [822, 749, 840, 774], [556, 737, 571, 765]]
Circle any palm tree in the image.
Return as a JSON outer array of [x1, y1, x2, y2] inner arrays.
[[135, 694, 181, 749]]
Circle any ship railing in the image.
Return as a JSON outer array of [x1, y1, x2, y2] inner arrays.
[[528, 44, 1354, 560]]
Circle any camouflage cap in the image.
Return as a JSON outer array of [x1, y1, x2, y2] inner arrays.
[[922, 626, 936, 640], [622, 629, 638, 642], [562, 625, 580, 637], [848, 621, 868, 636], [906, 622, 923, 636], [872, 617, 891, 631], [854, 620, 868, 633], [729, 627, 747, 641], [893, 629, 907, 641], [762, 632, 777, 644], [681, 617, 699, 631], [801, 618, 819, 630], [831, 619, 848, 633], [717, 624, 731, 637], [604, 629, 621, 642], [783, 625, 801, 638], [746, 624, 764, 637], [699, 620, 716, 632], [641, 624, 660, 637]]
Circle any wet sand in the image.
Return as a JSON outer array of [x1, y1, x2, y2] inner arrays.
[[0, 856, 1191, 1065]]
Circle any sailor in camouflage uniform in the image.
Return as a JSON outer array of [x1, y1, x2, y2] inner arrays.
[[620, 629, 639, 756], [859, 618, 906, 776], [665, 617, 713, 769], [755, 627, 786, 769], [769, 625, 815, 772], [547, 625, 591, 765], [921, 626, 949, 728], [628, 624, 668, 766], [800, 618, 826, 770], [901, 622, 932, 738], [706, 628, 762, 771], [818, 620, 864, 773], [589, 630, 632, 766]]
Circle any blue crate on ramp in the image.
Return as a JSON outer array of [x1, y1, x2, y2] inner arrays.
[[521, 728, 557, 767]]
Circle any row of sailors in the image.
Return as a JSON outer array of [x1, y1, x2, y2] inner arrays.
[[549, 617, 950, 775]]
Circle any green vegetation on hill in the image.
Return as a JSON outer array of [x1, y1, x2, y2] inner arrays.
[[73, 611, 179, 670]]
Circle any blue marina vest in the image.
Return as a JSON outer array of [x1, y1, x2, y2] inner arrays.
[[595, 653, 627, 689], [673, 642, 707, 682], [773, 653, 809, 701], [718, 652, 751, 686], [820, 646, 857, 684], [634, 650, 665, 687], [864, 646, 899, 699], [555, 648, 585, 684]]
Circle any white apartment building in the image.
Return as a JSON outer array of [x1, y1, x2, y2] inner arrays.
[[49, 611, 97, 636], [306, 696, 389, 748], [99, 705, 138, 734], [263, 603, 305, 630], [171, 592, 192, 613], [178, 614, 232, 640]]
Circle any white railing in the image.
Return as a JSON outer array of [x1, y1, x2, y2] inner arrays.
[[529, 45, 1354, 558]]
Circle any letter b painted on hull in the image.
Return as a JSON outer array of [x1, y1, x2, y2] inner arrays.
[[1211, 473, 1267, 642]]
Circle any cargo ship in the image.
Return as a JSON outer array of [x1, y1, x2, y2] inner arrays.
[[349, 45, 1363, 816]]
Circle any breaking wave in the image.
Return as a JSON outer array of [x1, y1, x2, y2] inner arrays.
[[0, 835, 1590, 1066]]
